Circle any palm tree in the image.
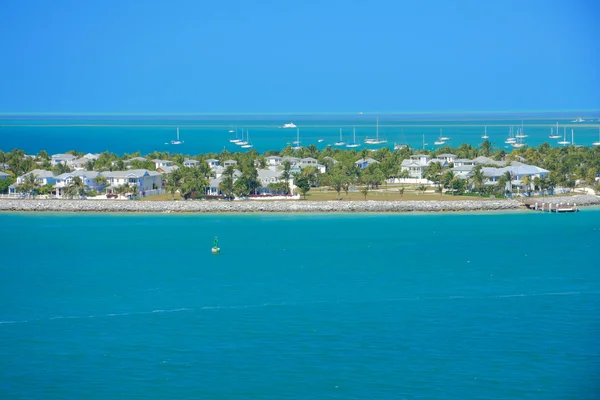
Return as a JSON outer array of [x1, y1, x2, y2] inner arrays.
[[471, 165, 485, 197], [23, 173, 40, 198], [65, 176, 87, 199]]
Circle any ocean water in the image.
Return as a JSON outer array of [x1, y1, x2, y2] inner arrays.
[[1, 115, 600, 155], [1, 210, 599, 399]]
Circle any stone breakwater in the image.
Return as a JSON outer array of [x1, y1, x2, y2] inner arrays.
[[528, 194, 600, 206], [0, 199, 523, 213]]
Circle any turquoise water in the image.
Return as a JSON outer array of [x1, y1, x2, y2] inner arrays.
[[1, 210, 599, 399], [2, 115, 600, 155]]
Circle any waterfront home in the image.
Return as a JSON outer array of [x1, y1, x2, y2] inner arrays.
[[9, 170, 59, 194], [152, 159, 173, 169], [281, 156, 301, 166], [51, 153, 78, 166], [354, 158, 379, 170], [400, 155, 434, 178], [53, 170, 103, 197], [0, 171, 10, 180], [183, 159, 200, 168], [223, 159, 238, 168], [206, 177, 223, 196], [472, 156, 505, 167], [206, 159, 220, 168], [451, 164, 475, 179], [266, 156, 282, 166], [102, 169, 163, 192], [257, 169, 294, 195]]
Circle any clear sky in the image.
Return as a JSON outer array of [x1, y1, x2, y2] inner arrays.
[[0, 0, 598, 114]]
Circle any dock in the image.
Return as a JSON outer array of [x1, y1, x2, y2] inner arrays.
[[524, 201, 579, 213]]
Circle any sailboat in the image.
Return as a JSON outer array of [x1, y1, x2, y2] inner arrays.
[[505, 127, 516, 145], [236, 129, 248, 146], [571, 129, 581, 148], [592, 127, 600, 146], [241, 130, 253, 148], [228, 126, 235, 133], [515, 121, 528, 139], [346, 127, 360, 148], [434, 129, 446, 146], [422, 134, 428, 149], [511, 136, 526, 148], [171, 128, 183, 145], [229, 127, 241, 143], [394, 129, 407, 150], [549, 122, 561, 139], [292, 128, 302, 150], [334, 128, 346, 146], [557, 126, 570, 146], [364, 117, 387, 144], [481, 126, 489, 139]]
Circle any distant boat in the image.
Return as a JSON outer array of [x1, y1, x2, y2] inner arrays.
[[592, 127, 600, 146], [481, 126, 489, 139], [346, 127, 360, 148], [241, 130, 253, 148], [572, 117, 584, 123], [228, 126, 235, 133], [558, 126, 570, 146], [394, 143, 407, 150], [171, 128, 183, 145], [515, 122, 528, 139], [505, 127, 516, 144], [364, 117, 387, 144], [548, 122, 561, 139], [334, 128, 346, 146], [434, 129, 446, 146], [292, 128, 302, 150], [282, 122, 297, 129], [236, 129, 248, 146], [422, 133, 428, 149], [318, 139, 324, 143], [229, 127, 241, 143]]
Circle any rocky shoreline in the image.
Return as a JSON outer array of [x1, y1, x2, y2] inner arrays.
[[1, 196, 597, 214]]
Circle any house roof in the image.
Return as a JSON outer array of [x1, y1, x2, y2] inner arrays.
[[102, 169, 154, 178], [410, 154, 430, 159], [451, 165, 474, 172], [158, 165, 180, 174], [206, 158, 219, 163], [125, 157, 147, 163], [437, 153, 457, 158], [56, 170, 100, 180], [472, 156, 505, 166], [257, 169, 283, 179], [0, 171, 11, 177], [301, 157, 318, 162], [51, 154, 77, 160], [152, 159, 172, 163], [355, 157, 379, 164], [223, 159, 237, 164], [22, 169, 55, 179], [266, 155, 282, 160]]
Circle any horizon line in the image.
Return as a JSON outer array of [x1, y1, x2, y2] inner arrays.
[[0, 109, 599, 118]]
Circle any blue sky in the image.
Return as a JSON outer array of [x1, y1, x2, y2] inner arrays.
[[0, 0, 598, 114]]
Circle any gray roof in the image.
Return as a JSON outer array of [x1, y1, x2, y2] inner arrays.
[[0, 171, 10, 178], [482, 165, 549, 178], [355, 157, 379, 164], [51, 153, 77, 160], [125, 157, 147, 163], [437, 153, 457, 157], [152, 159, 172, 163], [223, 159, 237, 164], [102, 169, 156, 178], [22, 169, 55, 179], [472, 156, 505, 166], [183, 159, 200, 164], [157, 165, 180, 174], [56, 170, 100, 180], [451, 165, 474, 172], [301, 157, 318, 162], [266, 155, 282, 160], [257, 169, 283, 179]]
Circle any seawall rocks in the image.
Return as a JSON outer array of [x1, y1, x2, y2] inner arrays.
[[0, 199, 523, 213]]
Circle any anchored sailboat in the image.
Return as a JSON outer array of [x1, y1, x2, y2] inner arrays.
[[364, 117, 387, 144], [292, 128, 302, 150], [593, 127, 600, 146], [434, 129, 446, 146], [558, 126, 570, 146], [241, 130, 253, 148], [481, 126, 489, 139], [549, 122, 560, 139], [346, 127, 360, 148], [334, 128, 346, 146], [171, 128, 183, 145]]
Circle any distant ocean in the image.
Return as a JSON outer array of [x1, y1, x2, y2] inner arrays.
[[1, 210, 599, 399], [1, 114, 600, 155]]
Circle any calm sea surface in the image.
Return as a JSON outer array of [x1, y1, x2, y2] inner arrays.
[[1, 115, 600, 155], [1, 210, 599, 399]]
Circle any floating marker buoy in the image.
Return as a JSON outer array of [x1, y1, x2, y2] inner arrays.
[[211, 236, 220, 254]]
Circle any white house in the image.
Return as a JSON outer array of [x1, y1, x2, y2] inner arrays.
[[53, 170, 104, 198], [266, 156, 282, 166], [102, 169, 163, 192], [51, 153, 77, 166], [451, 164, 475, 179], [183, 159, 200, 168], [434, 153, 457, 164], [453, 158, 475, 167], [8, 170, 59, 194], [206, 159, 220, 168], [223, 159, 238, 168], [299, 157, 327, 173], [400, 155, 431, 178], [153, 159, 173, 169]]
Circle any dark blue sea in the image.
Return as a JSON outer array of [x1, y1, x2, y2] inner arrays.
[[1, 114, 599, 155], [1, 210, 599, 399]]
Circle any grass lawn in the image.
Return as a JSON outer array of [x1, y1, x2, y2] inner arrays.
[[138, 193, 182, 201], [304, 188, 488, 201]]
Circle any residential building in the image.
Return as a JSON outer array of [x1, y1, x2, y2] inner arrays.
[[265, 156, 282, 166], [400, 155, 432, 179], [183, 159, 200, 168], [53, 170, 103, 197], [434, 153, 457, 164], [354, 158, 379, 170], [8, 170, 59, 194], [206, 159, 220, 168], [51, 153, 77, 166], [153, 159, 173, 169], [0, 171, 10, 180], [223, 159, 238, 168], [102, 169, 163, 192]]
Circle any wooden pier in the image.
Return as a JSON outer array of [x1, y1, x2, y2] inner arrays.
[[524, 201, 579, 213]]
